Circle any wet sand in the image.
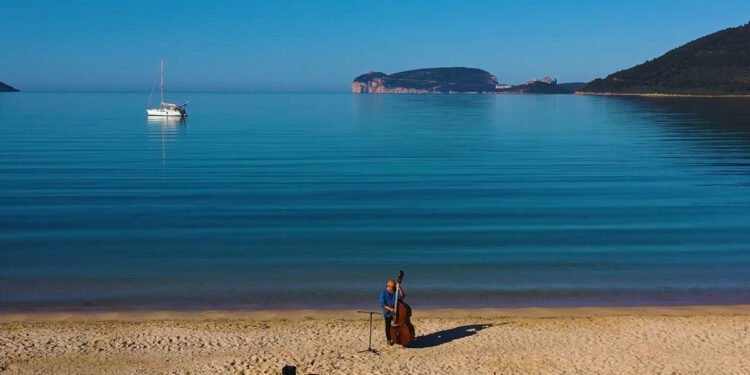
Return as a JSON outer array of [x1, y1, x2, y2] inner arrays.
[[1, 305, 749, 374]]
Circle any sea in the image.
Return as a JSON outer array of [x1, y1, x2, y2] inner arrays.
[[1, 92, 749, 311]]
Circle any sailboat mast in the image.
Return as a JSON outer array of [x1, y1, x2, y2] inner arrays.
[[160, 58, 164, 104]]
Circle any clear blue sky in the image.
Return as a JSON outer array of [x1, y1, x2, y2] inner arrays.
[[2, 0, 749, 91]]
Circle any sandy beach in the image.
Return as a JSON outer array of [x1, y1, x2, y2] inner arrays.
[[1, 306, 749, 374]]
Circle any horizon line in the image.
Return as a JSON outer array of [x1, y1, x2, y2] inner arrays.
[[7, 89, 355, 94]]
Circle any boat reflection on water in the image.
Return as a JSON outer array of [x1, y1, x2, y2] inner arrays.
[[147, 115, 187, 130], [147, 116, 186, 168]]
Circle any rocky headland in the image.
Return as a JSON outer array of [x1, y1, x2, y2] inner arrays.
[[0, 81, 19, 92], [580, 23, 750, 96], [352, 67, 578, 94]]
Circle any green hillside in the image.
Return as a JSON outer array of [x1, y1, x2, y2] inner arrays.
[[0, 81, 19, 92], [581, 23, 750, 95]]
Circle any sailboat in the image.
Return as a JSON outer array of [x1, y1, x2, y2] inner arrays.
[[147, 58, 188, 117]]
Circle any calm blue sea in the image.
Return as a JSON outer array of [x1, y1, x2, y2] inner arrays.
[[1, 92, 750, 311]]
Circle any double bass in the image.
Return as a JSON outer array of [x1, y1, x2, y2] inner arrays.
[[389, 270, 415, 345]]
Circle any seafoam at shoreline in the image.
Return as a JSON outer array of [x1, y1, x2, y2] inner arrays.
[[2, 304, 750, 323]]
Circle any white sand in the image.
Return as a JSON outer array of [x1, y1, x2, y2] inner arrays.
[[1, 306, 749, 374]]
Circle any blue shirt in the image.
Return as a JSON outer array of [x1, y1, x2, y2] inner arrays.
[[379, 288, 397, 317]]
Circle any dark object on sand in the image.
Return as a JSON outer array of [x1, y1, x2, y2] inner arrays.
[[388, 270, 415, 346], [282, 365, 296, 375], [356, 310, 380, 354]]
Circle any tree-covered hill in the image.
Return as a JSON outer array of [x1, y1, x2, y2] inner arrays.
[[0, 81, 19, 92], [353, 67, 499, 93], [581, 23, 750, 95]]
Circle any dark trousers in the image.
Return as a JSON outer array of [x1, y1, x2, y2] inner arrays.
[[384, 316, 392, 341]]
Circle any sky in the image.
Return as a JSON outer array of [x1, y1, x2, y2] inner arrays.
[[2, 0, 750, 92]]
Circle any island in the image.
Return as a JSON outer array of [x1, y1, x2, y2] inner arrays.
[[579, 22, 750, 96], [352, 67, 580, 94], [0, 81, 19, 92]]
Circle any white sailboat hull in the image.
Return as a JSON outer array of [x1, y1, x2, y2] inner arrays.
[[146, 59, 188, 117], [146, 108, 185, 117]]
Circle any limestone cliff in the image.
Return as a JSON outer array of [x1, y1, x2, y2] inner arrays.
[[352, 67, 499, 94]]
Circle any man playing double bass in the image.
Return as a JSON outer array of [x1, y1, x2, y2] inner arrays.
[[379, 279, 406, 345]]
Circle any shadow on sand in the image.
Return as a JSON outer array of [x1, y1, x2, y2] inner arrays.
[[406, 323, 499, 349]]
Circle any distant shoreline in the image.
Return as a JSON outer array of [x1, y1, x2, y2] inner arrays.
[[576, 91, 750, 98], [2, 304, 750, 322]]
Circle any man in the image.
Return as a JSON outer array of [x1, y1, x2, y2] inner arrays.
[[378, 279, 406, 345]]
